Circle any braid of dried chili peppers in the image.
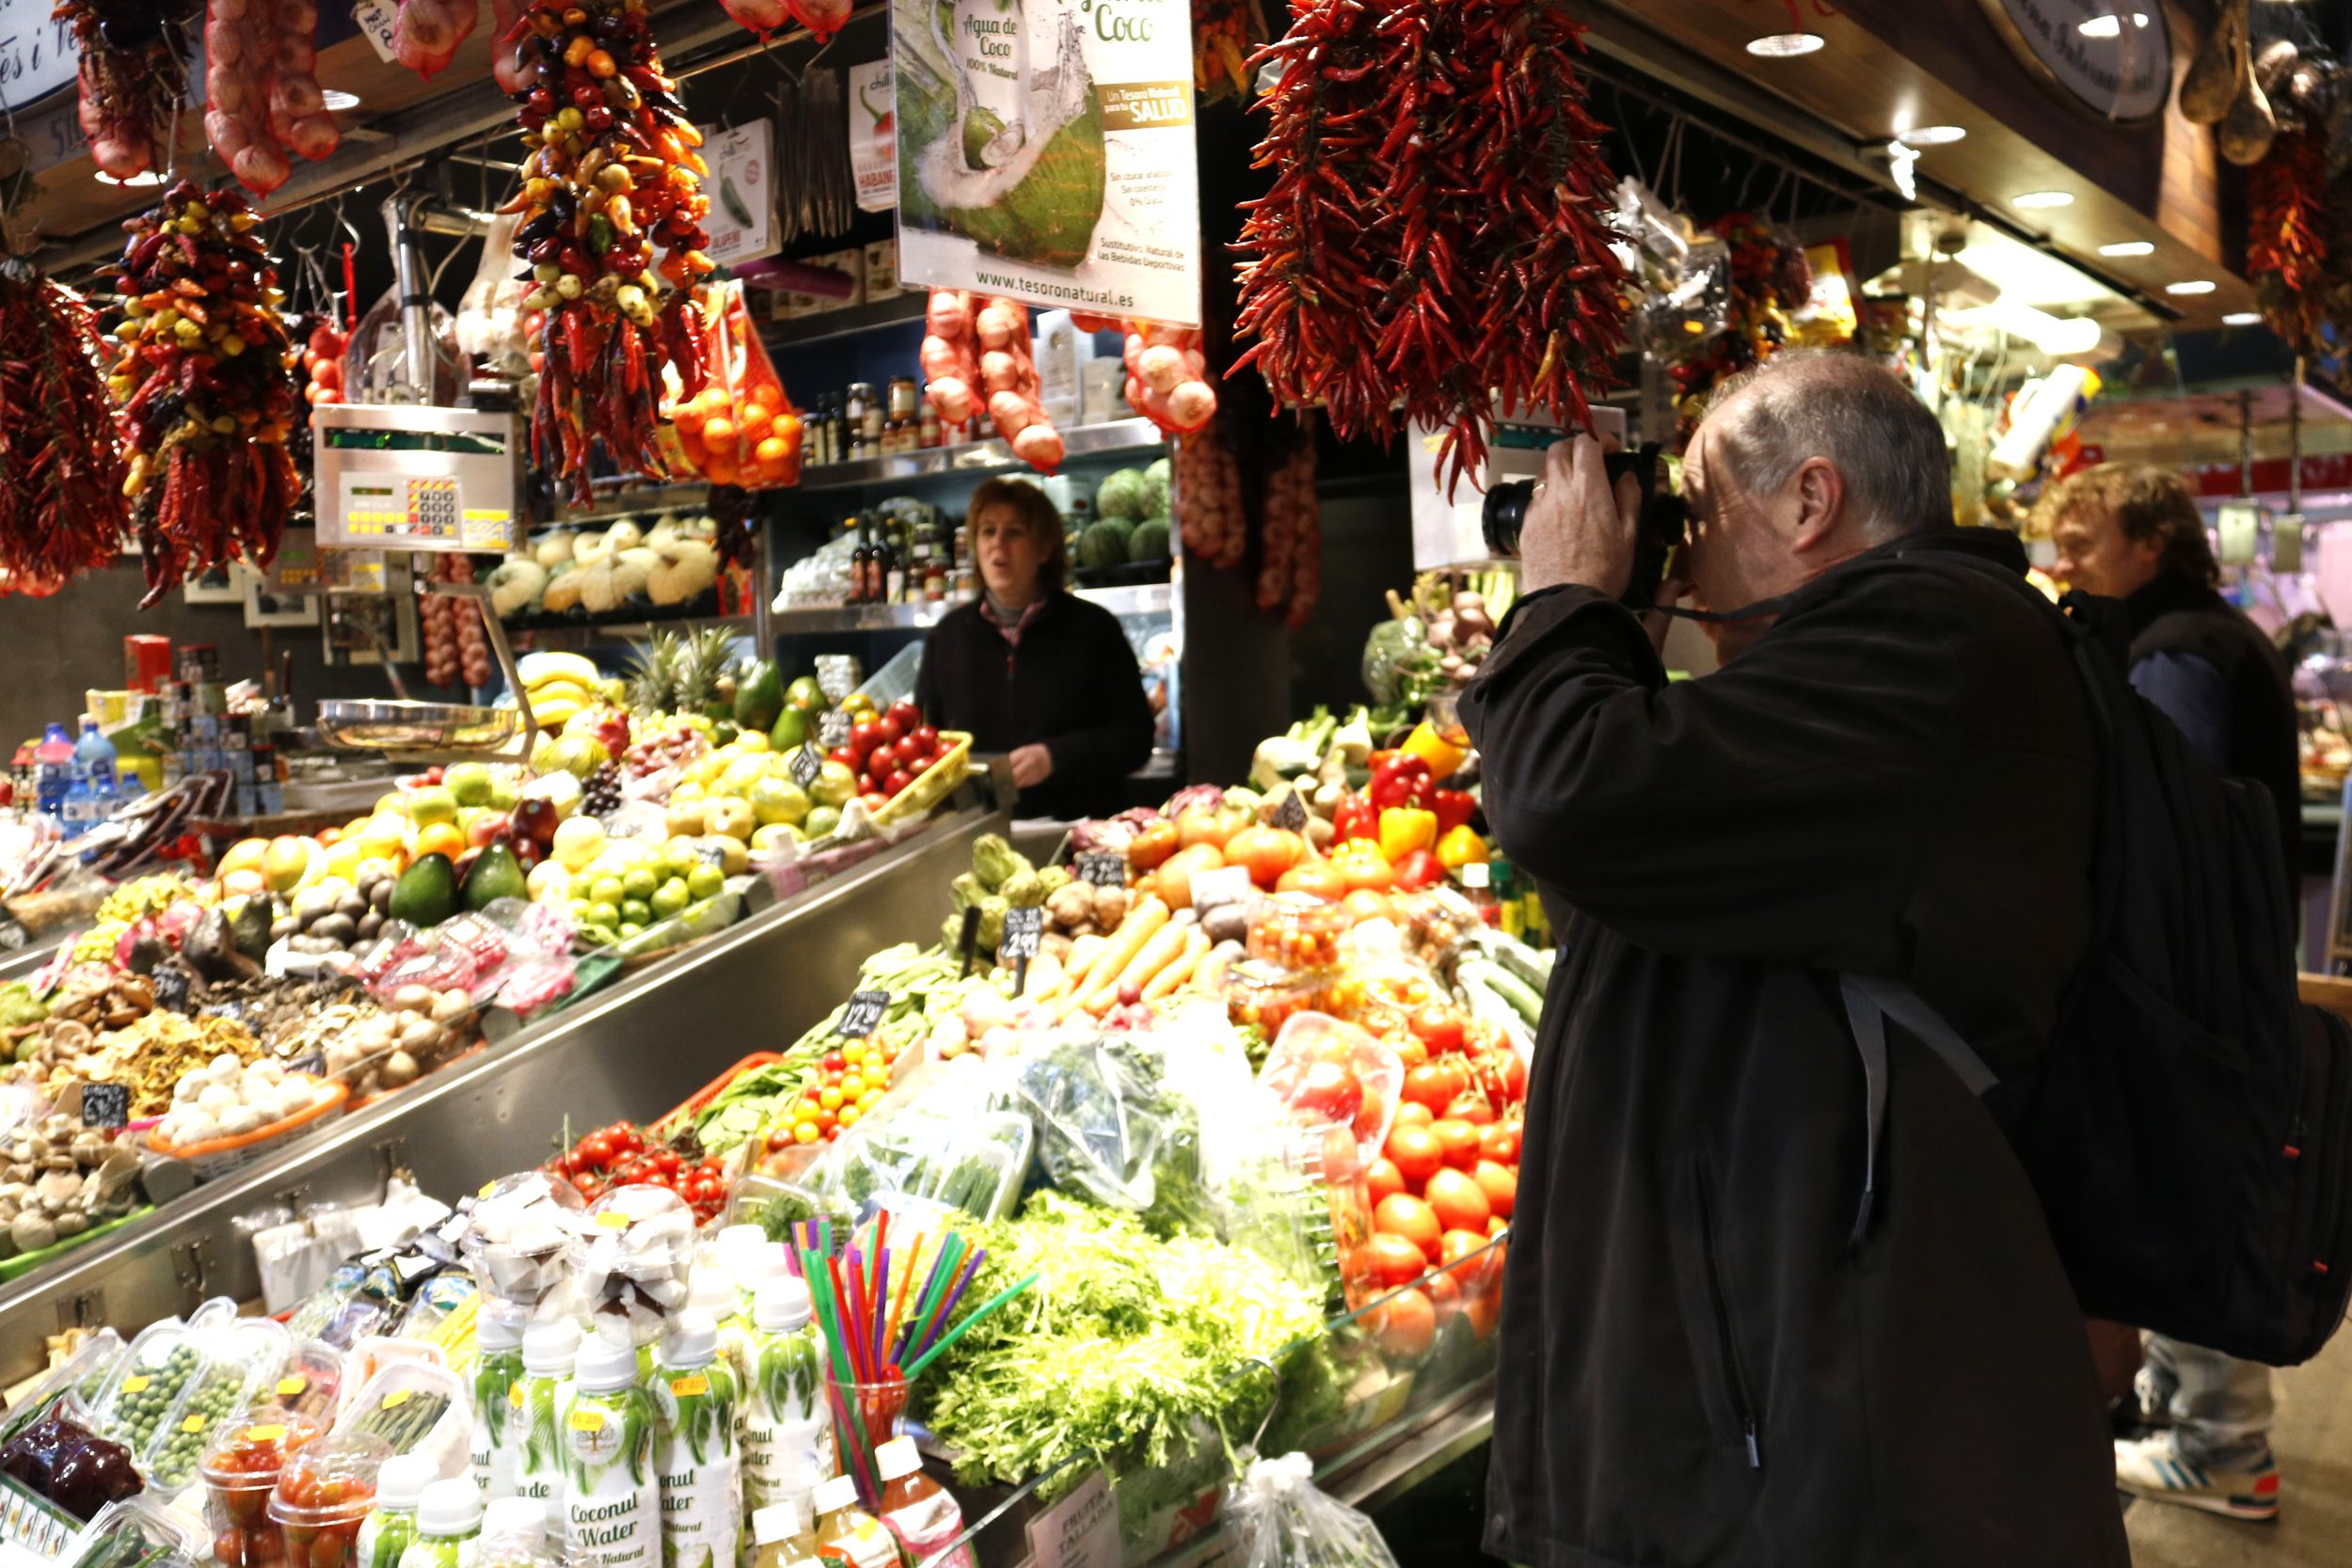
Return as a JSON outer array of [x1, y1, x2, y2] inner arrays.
[[2249, 125, 2328, 350], [0, 259, 131, 594]]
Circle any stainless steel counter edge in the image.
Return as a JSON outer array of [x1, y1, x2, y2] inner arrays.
[[0, 777, 1012, 1381]]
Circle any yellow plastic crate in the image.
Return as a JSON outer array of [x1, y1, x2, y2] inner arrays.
[[873, 731, 973, 826]]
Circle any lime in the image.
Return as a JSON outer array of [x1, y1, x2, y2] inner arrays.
[[650, 879, 691, 919], [567, 897, 592, 922], [685, 863, 724, 900], [620, 897, 653, 927], [588, 899, 621, 929], [621, 867, 659, 902], [619, 921, 644, 940], [589, 876, 626, 909]]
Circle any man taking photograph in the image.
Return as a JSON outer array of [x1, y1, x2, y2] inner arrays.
[[1464, 354, 2127, 1567]]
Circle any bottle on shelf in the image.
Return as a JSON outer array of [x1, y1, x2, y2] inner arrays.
[[848, 517, 872, 606], [917, 401, 940, 451], [872, 1439, 974, 1568], [809, 1477, 895, 1568], [844, 385, 876, 462], [32, 721, 73, 821]]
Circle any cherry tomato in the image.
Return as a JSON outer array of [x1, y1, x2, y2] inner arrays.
[[850, 721, 884, 759], [1392, 1102, 1434, 1130], [876, 714, 906, 746], [1479, 1124, 1521, 1164], [1385, 1123, 1443, 1186], [1425, 1167, 1493, 1232], [884, 769, 915, 797], [578, 1132, 613, 1165], [1293, 1060, 1364, 1126], [1403, 1060, 1468, 1116], [1365, 1232, 1429, 1291], [911, 725, 940, 754], [1473, 1159, 1517, 1219], [1430, 1117, 1484, 1171], [1445, 1092, 1497, 1128], [1370, 1288, 1436, 1360], [1366, 1157, 1405, 1207], [830, 746, 859, 771], [1375, 1193, 1443, 1261], [888, 699, 922, 732], [1408, 1006, 1465, 1054]]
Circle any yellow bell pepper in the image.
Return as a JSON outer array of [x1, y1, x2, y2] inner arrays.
[[1378, 805, 1438, 863], [1436, 825, 1489, 870], [1401, 721, 1468, 780]]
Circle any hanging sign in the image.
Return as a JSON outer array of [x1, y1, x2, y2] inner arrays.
[[0, 5, 82, 110], [700, 119, 779, 268], [891, 0, 1201, 325], [850, 61, 898, 214]]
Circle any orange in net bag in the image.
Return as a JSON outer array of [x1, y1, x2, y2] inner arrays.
[[664, 280, 804, 488]]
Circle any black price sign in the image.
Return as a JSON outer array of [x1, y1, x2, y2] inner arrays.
[[818, 710, 853, 749], [834, 989, 891, 1038], [1075, 853, 1126, 888], [787, 744, 823, 791], [287, 1052, 326, 1079], [1273, 789, 1310, 834], [81, 1083, 130, 1130], [0, 915, 27, 954], [999, 905, 1044, 959]]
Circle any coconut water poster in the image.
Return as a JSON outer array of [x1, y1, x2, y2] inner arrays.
[[891, 0, 1203, 325]]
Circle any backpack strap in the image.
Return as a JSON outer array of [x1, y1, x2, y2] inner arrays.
[[1839, 974, 2002, 1245]]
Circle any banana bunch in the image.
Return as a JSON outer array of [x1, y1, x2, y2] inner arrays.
[[516, 650, 609, 732]]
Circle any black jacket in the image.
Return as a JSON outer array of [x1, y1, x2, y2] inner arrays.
[[1462, 529, 2128, 1568], [2124, 572, 2300, 874], [913, 592, 1155, 820]]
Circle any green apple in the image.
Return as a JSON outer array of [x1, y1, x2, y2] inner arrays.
[[444, 761, 495, 807], [620, 897, 652, 926], [589, 876, 626, 909], [685, 863, 724, 901], [621, 867, 659, 902], [651, 879, 691, 918]]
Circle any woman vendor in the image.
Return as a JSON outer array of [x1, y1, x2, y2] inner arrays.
[[914, 478, 1155, 818]]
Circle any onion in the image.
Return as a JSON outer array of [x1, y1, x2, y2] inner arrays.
[[1012, 423, 1066, 473], [980, 350, 1020, 391], [926, 290, 970, 339], [1138, 344, 1187, 394], [976, 303, 1023, 347], [930, 376, 975, 422], [1167, 380, 1216, 431], [988, 389, 1036, 435]]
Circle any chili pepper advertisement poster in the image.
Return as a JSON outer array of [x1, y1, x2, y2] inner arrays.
[[891, 0, 1203, 325]]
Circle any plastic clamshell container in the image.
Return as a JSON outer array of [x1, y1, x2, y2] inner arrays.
[[136, 1317, 293, 1492], [1, 1330, 126, 1445], [1247, 895, 1348, 972], [198, 1408, 325, 1568], [57, 1495, 209, 1568], [263, 1342, 346, 1427], [266, 1433, 391, 1568], [83, 1319, 212, 1456], [1222, 958, 1331, 1037], [829, 1108, 1034, 1223], [327, 1363, 467, 1479]]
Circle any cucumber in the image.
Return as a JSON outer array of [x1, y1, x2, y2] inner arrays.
[[1460, 958, 1546, 1029]]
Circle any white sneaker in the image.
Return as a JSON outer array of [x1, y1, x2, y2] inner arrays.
[[2114, 1433, 2280, 1521]]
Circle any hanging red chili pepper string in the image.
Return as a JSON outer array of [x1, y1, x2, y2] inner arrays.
[[110, 182, 302, 607], [0, 251, 130, 595], [500, 0, 717, 505], [1232, 0, 1628, 492], [2248, 126, 2328, 351]]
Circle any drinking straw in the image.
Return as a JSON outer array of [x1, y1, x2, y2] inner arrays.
[[901, 1271, 1040, 1381], [826, 1252, 867, 1381], [897, 1232, 962, 1363], [800, 1245, 863, 1394], [886, 1230, 925, 1359], [914, 1246, 985, 1362], [871, 1246, 891, 1372], [826, 1375, 878, 1506]]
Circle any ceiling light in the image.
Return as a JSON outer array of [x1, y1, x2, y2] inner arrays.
[[321, 89, 361, 111], [2012, 190, 2075, 210], [2166, 279, 2217, 295], [1745, 33, 1825, 57], [2222, 311, 2263, 326], [1898, 125, 1967, 146], [94, 169, 164, 186], [2097, 240, 2155, 258]]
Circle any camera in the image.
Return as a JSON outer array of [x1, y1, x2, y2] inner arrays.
[[1483, 441, 1689, 609]]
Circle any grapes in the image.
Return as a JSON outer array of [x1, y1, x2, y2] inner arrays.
[[582, 762, 623, 816]]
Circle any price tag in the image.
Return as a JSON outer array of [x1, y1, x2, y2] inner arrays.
[[0, 915, 28, 953], [787, 744, 822, 791], [245, 1424, 286, 1443], [1273, 788, 1311, 834], [120, 1376, 150, 1395], [1022, 1467, 1120, 1568], [509, 1384, 525, 1409], [998, 906, 1044, 960], [1189, 865, 1254, 911], [834, 989, 890, 1038], [669, 1376, 709, 1398], [818, 709, 852, 749], [957, 906, 982, 975], [381, 1389, 411, 1410], [181, 1416, 207, 1434], [478, 1181, 497, 1200], [567, 1408, 606, 1433], [1075, 853, 1126, 888], [277, 1375, 309, 1400], [594, 1211, 633, 1230], [80, 1083, 129, 1130]]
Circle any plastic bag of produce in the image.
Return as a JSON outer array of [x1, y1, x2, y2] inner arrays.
[[663, 281, 803, 489], [1258, 1014, 1402, 1170], [996, 1030, 1216, 1235], [1225, 1451, 1402, 1568], [798, 1106, 1033, 1223]]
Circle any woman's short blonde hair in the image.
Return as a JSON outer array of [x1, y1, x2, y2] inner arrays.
[[965, 478, 1069, 595]]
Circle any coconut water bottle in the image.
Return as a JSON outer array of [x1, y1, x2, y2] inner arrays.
[[952, 0, 1029, 162], [512, 1319, 580, 1542], [652, 1310, 740, 1568], [739, 1279, 832, 1533], [560, 1338, 660, 1568]]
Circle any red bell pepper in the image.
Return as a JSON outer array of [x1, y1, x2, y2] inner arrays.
[[1332, 791, 1379, 844], [1368, 753, 1433, 813], [1431, 788, 1476, 835], [1390, 847, 1446, 892]]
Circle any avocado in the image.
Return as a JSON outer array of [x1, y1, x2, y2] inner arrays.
[[735, 659, 785, 733], [389, 853, 461, 927], [784, 674, 825, 716], [460, 843, 529, 911], [226, 896, 274, 963], [771, 704, 807, 752]]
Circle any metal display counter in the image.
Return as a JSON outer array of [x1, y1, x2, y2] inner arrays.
[[0, 767, 1013, 1385]]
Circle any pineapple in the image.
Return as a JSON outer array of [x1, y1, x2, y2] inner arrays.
[[674, 626, 741, 719], [624, 630, 685, 714]]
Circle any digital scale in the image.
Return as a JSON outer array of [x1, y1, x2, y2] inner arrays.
[[311, 403, 522, 554]]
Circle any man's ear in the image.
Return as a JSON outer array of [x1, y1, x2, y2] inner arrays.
[[1788, 457, 1846, 554]]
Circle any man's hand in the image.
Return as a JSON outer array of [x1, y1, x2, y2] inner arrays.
[[1009, 744, 1055, 789], [1520, 435, 1643, 597]]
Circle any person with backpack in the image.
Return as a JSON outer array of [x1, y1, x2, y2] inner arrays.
[[1461, 353, 2131, 1568], [2044, 463, 2301, 1521]]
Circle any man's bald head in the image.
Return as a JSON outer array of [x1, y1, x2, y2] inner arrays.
[[1701, 352, 1953, 542]]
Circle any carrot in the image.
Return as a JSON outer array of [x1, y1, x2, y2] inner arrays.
[[1142, 927, 1212, 1002], [1191, 939, 1244, 996], [1092, 919, 1192, 1013], [1074, 897, 1169, 1009], [1066, 933, 1107, 981], [1021, 949, 1065, 1002]]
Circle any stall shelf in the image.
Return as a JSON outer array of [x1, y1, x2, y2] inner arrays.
[[0, 766, 1017, 1386]]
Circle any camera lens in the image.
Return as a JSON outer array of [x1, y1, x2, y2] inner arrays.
[[1483, 481, 1534, 560]]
